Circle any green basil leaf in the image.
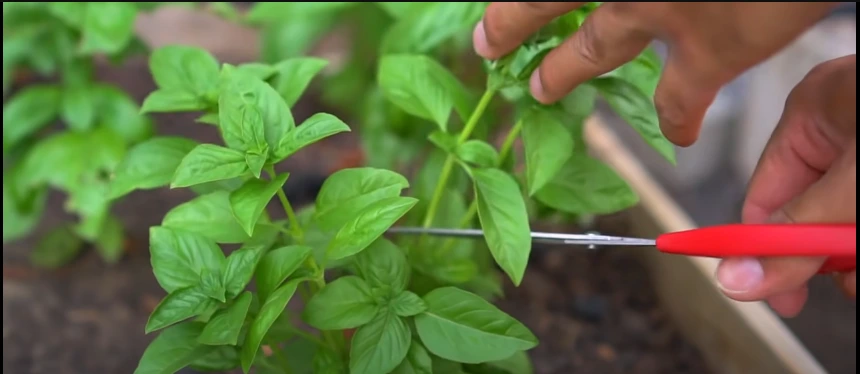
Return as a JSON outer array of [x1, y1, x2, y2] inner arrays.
[[534, 154, 638, 215], [472, 168, 531, 286], [326, 196, 418, 261], [145, 285, 219, 333], [140, 89, 209, 113], [61, 84, 96, 131], [80, 2, 137, 54], [200, 268, 227, 302], [302, 275, 378, 330], [228, 173, 289, 236], [198, 291, 253, 346], [222, 244, 267, 299], [273, 112, 350, 162], [415, 287, 537, 363], [381, 2, 484, 55], [237, 62, 276, 80], [219, 72, 294, 156], [95, 215, 124, 264], [475, 351, 534, 374], [244, 151, 267, 179], [255, 245, 312, 302], [392, 291, 426, 317], [427, 131, 457, 153], [3, 84, 61, 151], [589, 77, 676, 164], [134, 322, 215, 374], [148, 45, 219, 100], [162, 191, 253, 243], [92, 84, 153, 144], [521, 106, 574, 195], [456, 140, 499, 168], [47, 2, 87, 28], [171, 144, 249, 188], [270, 57, 329, 106], [378, 54, 473, 132], [30, 225, 84, 269], [350, 311, 411, 374], [189, 345, 241, 372], [149, 226, 227, 292], [3, 178, 48, 243], [375, 2, 432, 19], [109, 136, 198, 199], [314, 167, 410, 231], [354, 238, 409, 293], [602, 48, 662, 98], [312, 347, 347, 374], [240, 279, 301, 373], [196, 112, 220, 126], [392, 340, 434, 374]]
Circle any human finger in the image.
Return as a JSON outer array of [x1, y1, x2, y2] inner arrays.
[[474, 2, 586, 60], [766, 288, 809, 318], [835, 271, 856, 298]]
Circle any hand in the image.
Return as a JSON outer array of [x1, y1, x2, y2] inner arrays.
[[473, 2, 839, 146], [715, 55, 856, 317]]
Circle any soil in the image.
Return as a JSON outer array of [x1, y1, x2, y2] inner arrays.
[[4, 59, 710, 374]]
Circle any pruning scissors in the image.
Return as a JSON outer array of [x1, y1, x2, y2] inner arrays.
[[387, 224, 857, 274]]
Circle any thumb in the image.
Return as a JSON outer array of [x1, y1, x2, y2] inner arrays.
[[717, 142, 856, 302]]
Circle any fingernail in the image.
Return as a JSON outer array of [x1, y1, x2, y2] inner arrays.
[[716, 257, 764, 293], [473, 21, 491, 57], [529, 68, 549, 103]]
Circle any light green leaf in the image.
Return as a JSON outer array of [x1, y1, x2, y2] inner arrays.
[[456, 140, 499, 168], [109, 137, 199, 199], [473, 168, 531, 286], [200, 268, 226, 302], [171, 144, 249, 188], [140, 89, 209, 113], [534, 153, 638, 215], [273, 112, 350, 162], [92, 84, 154, 144], [199, 291, 253, 346], [415, 287, 537, 363], [521, 106, 574, 195], [30, 225, 84, 269], [146, 285, 219, 333], [589, 77, 676, 164], [314, 168, 410, 231], [392, 291, 426, 317], [381, 2, 483, 55], [95, 215, 125, 264], [392, 340, 433, 374], [134, 322, 215, 374], [149, 45, 220, 99], [3, 84, 61, 151], [228, 173, 289, 236], [219, 72, 294, 156], [326, 196, 418, 260], [254, 245, 312, 302], [80, 2, 138, 54], [237, 62, 276, 80], [378, 54, 473, 132], [241, 280, 301, 373], [302, 276, 378, 331], [271, 57, 329, 106], [427, 131, 457, 153], [353, 238, 409, 293], [162, 191, 253, 244], [222, 244, 267, 299], [149, 226, 227, 292], [603, 47, 662, 98], [61, 84, 96, 131], [244, 151, 266, 179], [350, 311, 412, 374]]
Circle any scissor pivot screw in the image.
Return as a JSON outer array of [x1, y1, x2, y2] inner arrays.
[[585, 231, 600, 250]]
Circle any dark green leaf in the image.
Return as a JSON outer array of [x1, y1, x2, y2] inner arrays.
[[222, 244, 267, 299], [312, 347, 347, 374], [534, 153, 638, 215], [228, 173, 289, 236], [392, 340, 433, 374], [95, 215, 124, 264], [80, 2, 138, 54], [326, 196, 418, 260], [273, 112, 350, 162], [521, 106, 574, 195], [240, 279, 301, 373], [378, 54, 473, 132], [354, 238, 409, 293], [140, 89, 209, 113], [472, 169, 531, 286], [47, 2, 87, 28], [134, 322, 215, 374], [3, 84, 61, 151], [392, 291, 426, 317], [589, 78, 676, 164], [303, 275, 378, 330], [219, 72, 294, 156], [270, 57, 329, 106], [255, 245, 312, 302], [30, 225, 84, 268], [199, 291, 253, 346], [171, 144, 249, 188], [162, 191, 253, 243], [415, 287, 537, 363], [149, 226, 227, 292], [314, 168, 410, 231], [189, 345, 241, 372], [427, 131, 457, 154], [148, 45, 219, 100], [350, 311, 412, 374], [61, 84, 96, 131], [200, 268, 226, 302], [456, 140, 499, 168], [146, 285, 219, 333], [3, 175, 48, 243], [109, 137, 198, 199]]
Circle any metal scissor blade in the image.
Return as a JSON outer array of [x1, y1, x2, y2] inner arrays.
[[386, 227, 656, 247]]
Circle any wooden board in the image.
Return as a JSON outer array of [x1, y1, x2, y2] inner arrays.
[[585, 116, 828, 374]]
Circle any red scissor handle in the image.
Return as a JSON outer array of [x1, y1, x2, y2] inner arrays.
[[656, 224, 856, 274]]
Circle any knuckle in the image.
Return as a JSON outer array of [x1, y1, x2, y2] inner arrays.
[[570, 21, 605, 66], [516, 2, 556, 16]]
